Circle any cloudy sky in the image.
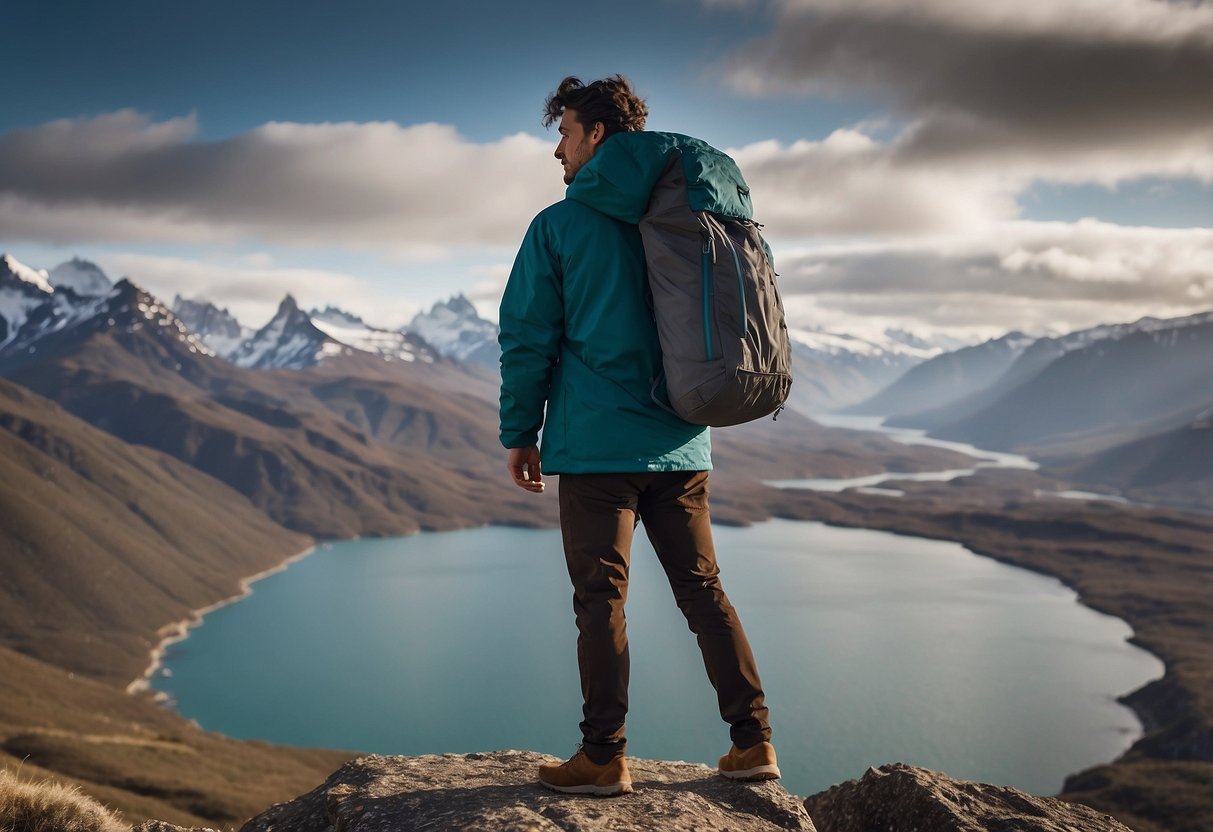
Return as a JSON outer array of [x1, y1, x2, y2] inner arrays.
[[3, 0, 1210, 342]]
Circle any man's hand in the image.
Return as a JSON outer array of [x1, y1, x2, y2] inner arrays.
[[507, 446, 545, 493]]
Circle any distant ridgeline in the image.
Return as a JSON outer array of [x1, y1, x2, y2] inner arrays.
[[4, 252, 1210, 514]]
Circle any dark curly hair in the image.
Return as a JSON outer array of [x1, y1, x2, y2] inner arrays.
[[542, 75, 648, 137]]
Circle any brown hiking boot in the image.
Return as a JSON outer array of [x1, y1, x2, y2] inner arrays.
[[718, 741, 781, 781], [538, 748, 633, 796]]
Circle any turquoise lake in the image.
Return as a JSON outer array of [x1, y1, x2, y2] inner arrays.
[[151, 519, 1161, 798]]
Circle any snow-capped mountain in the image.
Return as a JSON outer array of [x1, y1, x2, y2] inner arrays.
[[1, 255, 216, 368], [172, 296, 252, 360], [999, 310, 1213, 397], [49, 258, 112, 297], [788, 327, 941, 363], [899, 310, 1213, 433], [0, 275, 212, 376], [930, 308, 1213, 455], [784, 327, 938, 413], [404, 294, 499, 368], [229, 295, 341, 370], [0, 254, 55, 348], [855, 331, 1038, 420], [309, 305, 437, 364]]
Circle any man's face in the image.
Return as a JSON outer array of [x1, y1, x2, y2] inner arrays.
[[555, 109, 602, 185]]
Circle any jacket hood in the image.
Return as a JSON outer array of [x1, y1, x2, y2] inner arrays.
[[565, 131, 754, 224]]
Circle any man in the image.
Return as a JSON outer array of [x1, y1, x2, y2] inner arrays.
[[499, 75, 778, 797]]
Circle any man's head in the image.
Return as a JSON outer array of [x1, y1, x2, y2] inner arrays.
[[543, 75, 647, 184]]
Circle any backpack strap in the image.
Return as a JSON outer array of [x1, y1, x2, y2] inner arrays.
[[650, 371, 680, 418]]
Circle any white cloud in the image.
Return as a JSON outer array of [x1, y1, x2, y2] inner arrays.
[[102, 252, 421, 329], [774, 220, 1213, 336], [0, 111, 565, 256], [722, 0, 1213, 187], [466, 263, 512, 300], [731, 131, 1021, 237], [779, 0, 1213, 41]]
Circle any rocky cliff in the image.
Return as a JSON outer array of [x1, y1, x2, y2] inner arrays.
[[805, 763, 1133, 832], [131, 752, 1135, 832]]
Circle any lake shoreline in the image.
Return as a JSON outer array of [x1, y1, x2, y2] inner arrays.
[[126, 544, 317, 696]]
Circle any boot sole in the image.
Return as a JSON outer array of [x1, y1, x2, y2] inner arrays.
[[539, 779, 633, 796], [719, 764, 781, 781]]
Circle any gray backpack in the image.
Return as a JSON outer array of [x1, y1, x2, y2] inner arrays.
[[567, 131, 793, 426]]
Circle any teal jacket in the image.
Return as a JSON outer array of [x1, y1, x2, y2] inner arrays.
[[498, 195, 711, 475]]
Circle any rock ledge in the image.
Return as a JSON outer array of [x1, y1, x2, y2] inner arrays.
[[239, 750, 815, 831]]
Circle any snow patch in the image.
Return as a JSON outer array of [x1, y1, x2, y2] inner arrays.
[[1, 254, 53, 293]]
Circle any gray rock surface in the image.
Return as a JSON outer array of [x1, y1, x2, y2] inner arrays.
[[803, 763, 1133, 832], [239, 751, 816, 832], [131, 822, 219, 832]]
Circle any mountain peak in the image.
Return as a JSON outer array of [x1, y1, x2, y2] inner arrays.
[[230, 295, 336, 369], [49, 257, 112, 297], [405, 294, 499, 367], [110, 277, 141, 298], [172, 295, 249, 359], [309, 305, 368, 328], [434, 293, 477, 316], [1, 253, 53, 293]]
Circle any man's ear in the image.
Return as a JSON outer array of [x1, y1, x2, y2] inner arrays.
[[589, 121, 607, 147]]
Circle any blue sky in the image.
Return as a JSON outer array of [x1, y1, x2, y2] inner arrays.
[[2, 0, 1210, 341], [0, 1, 863, 145]]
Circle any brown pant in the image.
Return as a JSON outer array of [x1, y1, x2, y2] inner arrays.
[[558, 470, 771, 764]]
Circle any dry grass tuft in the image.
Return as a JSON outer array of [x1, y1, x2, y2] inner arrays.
[[0, 768, 127, 832]]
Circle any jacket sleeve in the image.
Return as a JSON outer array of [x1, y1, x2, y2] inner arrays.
[[498, 213, 564, 449]]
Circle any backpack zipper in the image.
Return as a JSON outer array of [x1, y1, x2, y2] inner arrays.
[[702, 237, 714, 361], [723, 230, 748, 340]]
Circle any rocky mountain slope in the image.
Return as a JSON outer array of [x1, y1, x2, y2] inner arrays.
[[1051, 407, 1213, 512], [887, 315, 1201, 433], [172, 295, 250, 359], [0, 377, 311, 683], [0, 377, 352, 825], [850, 331, 1034, 419], [0, 253, 55, 347], [0, 278, 553, 537], [930, 311, 1213, 458]]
